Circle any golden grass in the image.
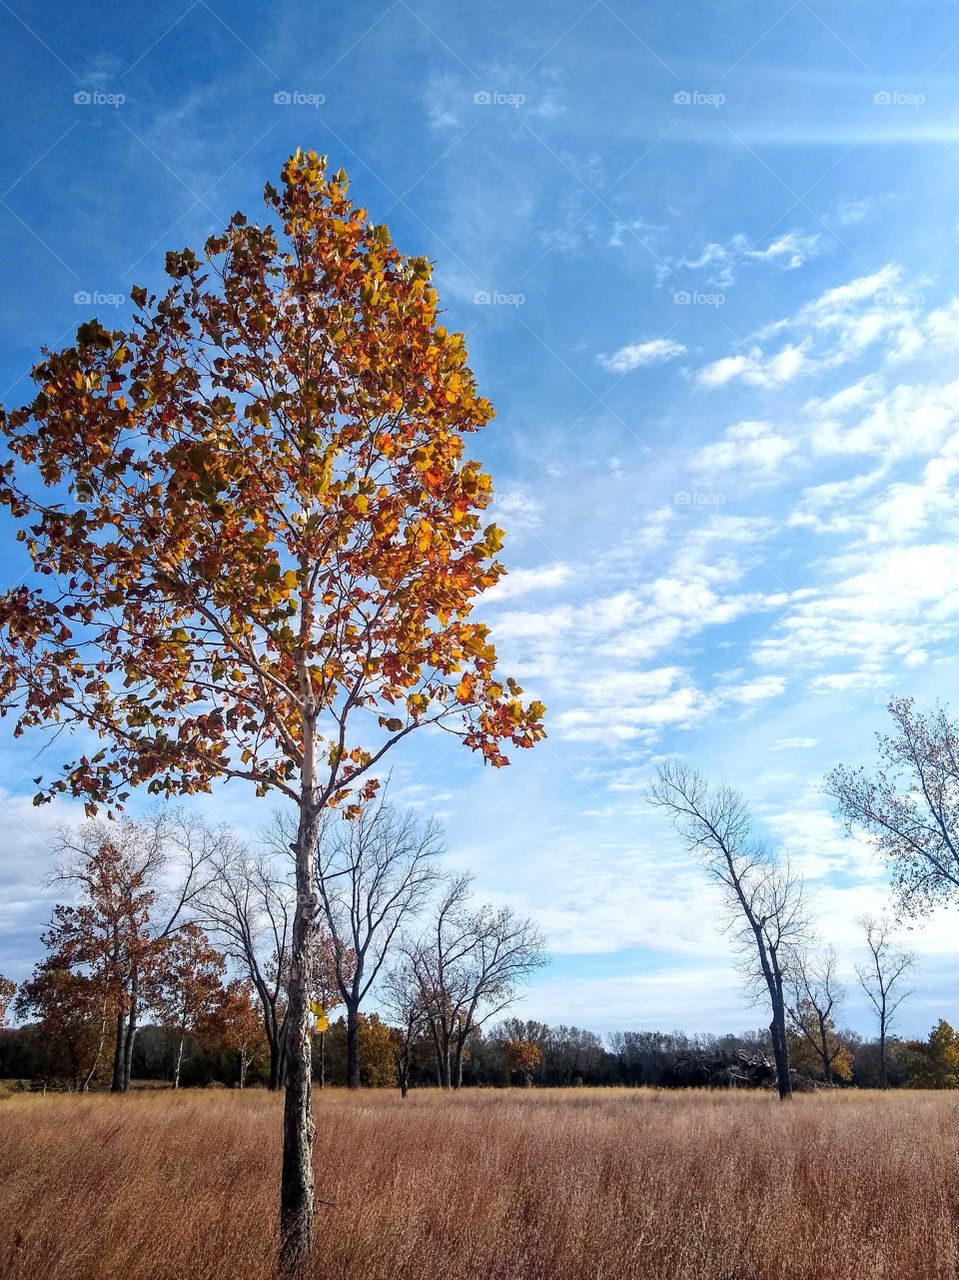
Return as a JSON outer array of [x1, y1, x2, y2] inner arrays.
[[1, 1087, 958, 1279]]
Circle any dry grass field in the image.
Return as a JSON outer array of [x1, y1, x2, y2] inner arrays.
[[1, 1087, 958, 1279]]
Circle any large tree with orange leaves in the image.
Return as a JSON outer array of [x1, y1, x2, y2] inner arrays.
[[0, 149, 544, 1274]]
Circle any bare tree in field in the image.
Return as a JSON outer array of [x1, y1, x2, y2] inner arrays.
[[647, 762, 807, 1100], [383, 959, 429, 1097], [827, 697, 959, 913], [198, 842, 293, 1090], [856, 915, 915, 1089], [787, 948, 847, 1084], [410, 873, 547, 1088], [312, 796, 442, 1089]]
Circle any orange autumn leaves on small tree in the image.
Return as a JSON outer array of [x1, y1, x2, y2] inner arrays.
[[0, 149, 544, 1275], [504, 1037, 542, 1086]]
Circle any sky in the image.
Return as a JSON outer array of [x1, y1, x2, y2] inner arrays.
[[2, 0, 959, 1040]]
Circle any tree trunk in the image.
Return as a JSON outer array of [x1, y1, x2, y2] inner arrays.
[[278, 785, 320, 1279], [111, 1006, 126, 1093], [269, 1029, 283, 1091], [319, 1031, 326, 1089], [173, 1029, 186, 1090], [879, 1024, 888, 1090], [346, 1001, 360, 1090], [122, 972, 139, 1092], [239, 1051, 249, 1089], [769, 1010, 792, 1100]]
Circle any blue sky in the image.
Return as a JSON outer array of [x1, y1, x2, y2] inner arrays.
[[3, 0, 959, 1039]]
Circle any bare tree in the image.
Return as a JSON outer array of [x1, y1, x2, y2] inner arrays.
[[383, 959, 429, 1097], [856, 914, 915, 1089], [787, 948, 846, 1084], [313, 795, 442, 1089], [827, 697, 959, 913], [409, 873, 547, 1088], [198, 842, 293, 1090], [647, 761, 808, 1100]]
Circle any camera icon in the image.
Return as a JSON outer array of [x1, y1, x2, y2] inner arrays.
[[473, 291, 491, 304], [873, 90, 891, 105], [473, 91, 491, 105], [73, 290, 91, 304], [73, 90, 92, 105], [273, 90, 292, 105], [673, 90, 691, 105], [674, 290, 691, 305]]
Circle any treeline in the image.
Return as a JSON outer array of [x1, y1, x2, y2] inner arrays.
[[5, 1014, 959, 1092], [0, 795, 545, 1094]]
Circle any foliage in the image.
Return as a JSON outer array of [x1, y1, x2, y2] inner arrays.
[[828, 698, 959, 915], [0, 149, 545, 818], [14, 964, 109, 1087], [903, 1020, 959, 1089], [195, 979, 268, 1086], [323, 1013, 398, 1087], [503, 1038, 542, 1085]]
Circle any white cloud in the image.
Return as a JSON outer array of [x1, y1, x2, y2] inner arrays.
[[697, 343, 811, 389], [677, 229, 822, 287], [692, 419, 796, 484], [484, 562, 572, 602], [598, 337, 686, 373], [748, 231, 822, 269]]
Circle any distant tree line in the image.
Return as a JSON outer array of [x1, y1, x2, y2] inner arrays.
[[5, 1007, 959, 1091]]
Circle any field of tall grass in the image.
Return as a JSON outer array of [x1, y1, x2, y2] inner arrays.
[[1, 1087, 957, 1279]]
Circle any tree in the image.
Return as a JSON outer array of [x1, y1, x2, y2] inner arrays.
[[199, 843, 292, 1090], [149, 922, 225, 1088], [324, 1012, 398, 1086], [504, 1038, 541, 1086], [0, 976, 14, 1027], [410, 873, 547, 1088], [15, 964, 109, 1090], [827, 698, 959, 914], [855, 915, 915, 1089], [52, 815, 217, 1091], [384, 955, 429, 1097], [787, 949, 849, 1085], [903, 1020, 959, 1089], [0, 150, 544, 1272], [312, 930, 351, 1089], [196, 979, 267, 1088], [314, 796, 441, 1089], [647, 762, 807, 1100]]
